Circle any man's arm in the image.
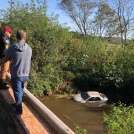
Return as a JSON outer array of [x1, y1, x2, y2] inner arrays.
[[0, 47, 12, 65], [0, 56, 10, 65]]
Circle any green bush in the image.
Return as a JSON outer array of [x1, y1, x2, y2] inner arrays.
[[75, 126, 87, 134], [104, 104, 134, 134]]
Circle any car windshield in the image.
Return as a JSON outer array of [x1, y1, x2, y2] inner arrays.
[[87, 97, 101, 101]]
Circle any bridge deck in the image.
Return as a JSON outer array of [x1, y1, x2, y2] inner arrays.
[[0, 88, 51, 134], [21, 102, 50, 134]]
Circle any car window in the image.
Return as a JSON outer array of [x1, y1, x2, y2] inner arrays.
[[88, 97, 101, 101]]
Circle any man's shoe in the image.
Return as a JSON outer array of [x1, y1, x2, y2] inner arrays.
[[11, 103, 17, 113], [0, 80, 9, 90], [16, 104, 23, 115], [11, 103, 16, 108]]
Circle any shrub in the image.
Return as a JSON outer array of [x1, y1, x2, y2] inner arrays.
[[104, 104, 134, 134]]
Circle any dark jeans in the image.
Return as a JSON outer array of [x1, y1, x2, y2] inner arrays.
[[11, 76, 28, 105]]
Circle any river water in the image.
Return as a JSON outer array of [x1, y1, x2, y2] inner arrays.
[[40, 96, 106, 134]]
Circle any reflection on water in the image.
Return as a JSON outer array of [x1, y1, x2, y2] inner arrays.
[[40, 96, 107, 134]]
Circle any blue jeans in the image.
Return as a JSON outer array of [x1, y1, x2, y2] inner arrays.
[[12, 76, 28, 105]]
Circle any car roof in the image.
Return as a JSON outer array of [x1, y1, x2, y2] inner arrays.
[[87, 91, 101, 98]]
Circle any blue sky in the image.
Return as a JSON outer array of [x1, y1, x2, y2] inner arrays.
[[0, 0, 75, 29], [0, 0, 133, 37], [0, 0, 114, 31], [46, 0, 75, 29]]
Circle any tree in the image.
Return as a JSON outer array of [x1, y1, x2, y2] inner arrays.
[[95, 0, 117, 37], [95, 1, 114, 37], [112, 0, 134, 44], [59, 0, 97, 36]]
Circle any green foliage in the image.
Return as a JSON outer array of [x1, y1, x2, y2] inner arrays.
[[75, 126, 87, 134], [1, 0, 134, 95], [104, 104, 134, 134]]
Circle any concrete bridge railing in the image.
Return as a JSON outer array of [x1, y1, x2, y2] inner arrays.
[[24, 88, 75, 134]]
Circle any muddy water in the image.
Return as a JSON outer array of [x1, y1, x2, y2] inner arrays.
[[41, 96, 106, 134]]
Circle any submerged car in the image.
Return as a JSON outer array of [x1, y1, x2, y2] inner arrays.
[[73, 91, 108, 107]]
